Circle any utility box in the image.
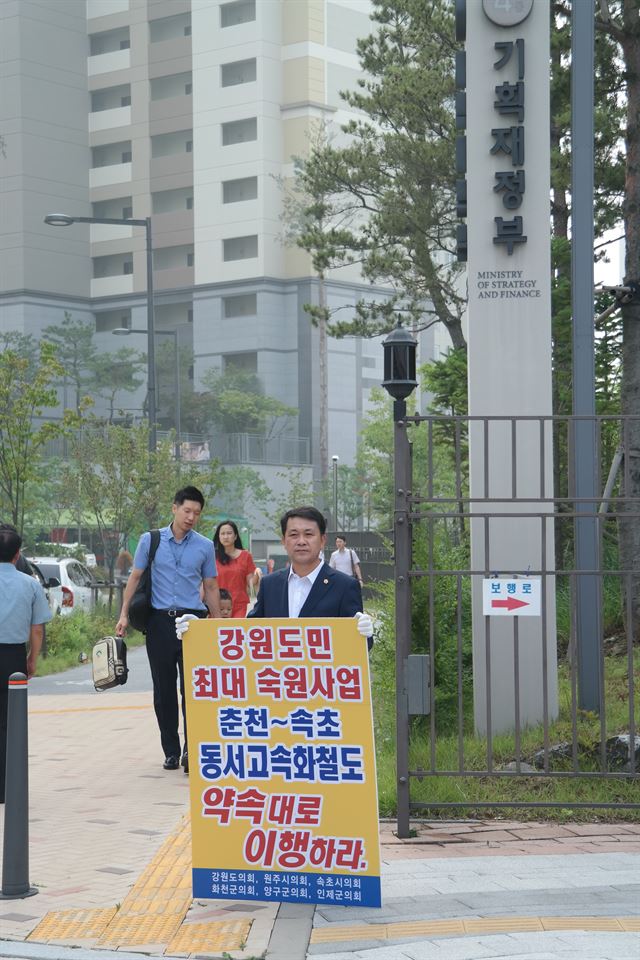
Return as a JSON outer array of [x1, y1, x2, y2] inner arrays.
[[407, 654, 430, 716]]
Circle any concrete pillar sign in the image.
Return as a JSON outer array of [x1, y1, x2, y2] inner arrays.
[[465, 0, 558, 735]]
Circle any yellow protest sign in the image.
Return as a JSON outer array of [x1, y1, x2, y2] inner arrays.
[[183, 617, 381, 908]]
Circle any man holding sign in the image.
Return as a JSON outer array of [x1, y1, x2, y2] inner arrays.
[[250, 507, 373, 645], [176, 506, 380, 909]]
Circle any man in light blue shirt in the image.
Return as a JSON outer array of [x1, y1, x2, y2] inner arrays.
[[0, 523, 51, 803], [116, 486, 220, 773]]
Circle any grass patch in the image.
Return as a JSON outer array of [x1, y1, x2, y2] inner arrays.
[[38, 608, 145, 675], [374, 649, 639, 822]]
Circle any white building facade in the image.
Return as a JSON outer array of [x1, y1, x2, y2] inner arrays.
[[0, 0, 447, 547]]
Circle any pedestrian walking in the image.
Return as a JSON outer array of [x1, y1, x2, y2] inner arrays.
[[329, 535, 363, 586], [0, 523, 51, 803], [116, 486, 220, 774], [212, 520, 260, 617]]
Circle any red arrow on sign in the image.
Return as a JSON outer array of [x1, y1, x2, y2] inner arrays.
[[491, 597, 529, 611]]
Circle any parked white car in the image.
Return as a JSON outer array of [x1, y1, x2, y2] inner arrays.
[[23, 558, 64, 617], [29, 557, 104, 615]]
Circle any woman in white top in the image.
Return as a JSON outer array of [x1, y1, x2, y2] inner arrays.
[[329, 536, 363, 586]]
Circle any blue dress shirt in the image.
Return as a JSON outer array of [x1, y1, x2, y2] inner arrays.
[[133, 525, 216, 610], [0, 563, 52, 644]]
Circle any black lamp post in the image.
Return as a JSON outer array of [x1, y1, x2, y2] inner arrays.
[[381, 320, 417, 839], [382, 321, 418, 420]]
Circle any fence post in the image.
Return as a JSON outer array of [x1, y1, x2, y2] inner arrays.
[[0, 672, 37, 899], [394, 401, 412, 838]]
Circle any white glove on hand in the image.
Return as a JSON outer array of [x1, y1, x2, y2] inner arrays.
[[354, 612, 374, 637], [175, 613, 198, 639]]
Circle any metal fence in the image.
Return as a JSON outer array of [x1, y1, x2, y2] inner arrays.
[[393, 413, 640, 834]]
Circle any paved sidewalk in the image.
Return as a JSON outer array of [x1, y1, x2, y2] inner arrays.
[[0, 689, 282, 958], [0, 685, 638, 960], [309, 821, 640, 960]]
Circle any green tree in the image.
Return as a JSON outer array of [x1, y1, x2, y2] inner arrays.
[[295, 0, 465, 347], [597, 0, 640, 639], [66, 420, 224, 573], [201, 366, 296, 437], [42, 312, 97, 412], [90, 347, 146, 422], [0, 342, 76, 533]]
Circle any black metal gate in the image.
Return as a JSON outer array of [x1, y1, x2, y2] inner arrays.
[[393, 413, 640, 836]]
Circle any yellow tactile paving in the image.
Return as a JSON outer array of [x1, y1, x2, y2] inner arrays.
[[540, 916, 625, 931], [28, 907, 117, 942], [26, 812, 256, 953], [167, 919, 251, 954], [464, 917, 544, 934], [98, 912, 184, 945], [310, 915, 634, 943]]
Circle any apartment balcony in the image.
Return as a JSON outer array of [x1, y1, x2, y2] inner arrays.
[[90, 162, 132, 188], [149, 95, 193, 123], [91, 275, 135, 298], [152, 209, 194, 239], [150, 152, 192, 180], [88, 48, 131, 76], [220, 434, 310, 466], [89, 105, 131, 133]]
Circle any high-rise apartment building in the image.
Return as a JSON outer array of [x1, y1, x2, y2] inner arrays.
[[0, 0, 445, 548]]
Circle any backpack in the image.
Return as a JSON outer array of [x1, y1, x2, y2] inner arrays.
[[127, 530, 161, 634], [92, 635, 129, 691]]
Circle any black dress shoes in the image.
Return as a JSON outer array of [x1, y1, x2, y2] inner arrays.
[[181, 749, 189, 774], [163, 755, 180, 770]]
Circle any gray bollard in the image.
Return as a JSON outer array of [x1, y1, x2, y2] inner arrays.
[[0, 672, 37, 899]]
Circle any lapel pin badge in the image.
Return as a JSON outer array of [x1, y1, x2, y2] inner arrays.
[[323, 578, 329, 584]]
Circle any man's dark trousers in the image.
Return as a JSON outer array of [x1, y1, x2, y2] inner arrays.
[[145, 611, 205, 759], [0, 643, 27, 802]]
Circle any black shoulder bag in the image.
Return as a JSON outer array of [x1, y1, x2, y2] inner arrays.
[[127, 530, 160, 634]]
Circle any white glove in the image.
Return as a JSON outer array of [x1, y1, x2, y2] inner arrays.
[[354, 612, 374, 637], [175, 613, 198, 639]]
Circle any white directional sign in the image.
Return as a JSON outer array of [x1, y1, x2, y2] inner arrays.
[[482, 578, 541, 616]]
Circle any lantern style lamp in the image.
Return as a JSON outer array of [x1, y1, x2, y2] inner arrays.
[[382, 322, 417, 419]]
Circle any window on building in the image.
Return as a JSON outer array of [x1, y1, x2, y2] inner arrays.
[[224, 351, 258, 374], [221, 58, 256, 87], [91, 84, 131, 113], [223, 293, 257, 318], [92, 196, 133, 219], [149, 13, 191, 43], [188, 308, 194, 323], [150, 72, 192, 101], [187, 252, 194, 267], [152, 187, 193, 214], [221, 117, 257, 145], [89, 27, 130, 56], [90, 142, 132, 168], [151, 129, 193, 158], [95, 309, 131, 333], [93, 254, 134, 279], [186, 196, 193, 210], [186, 140, 193, 153], [220, 0, 256, 27], [222, 176, 258, 204], [223, 235, 258, 261]]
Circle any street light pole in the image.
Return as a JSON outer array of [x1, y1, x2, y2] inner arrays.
[[332, 455, 339, 531], [44, 213, 157, 453]]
